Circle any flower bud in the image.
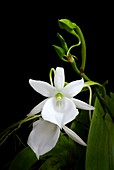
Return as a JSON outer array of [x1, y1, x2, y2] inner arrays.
[[58, 19, 76, 33]]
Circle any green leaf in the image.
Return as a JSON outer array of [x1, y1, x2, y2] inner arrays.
[[39, 156, 64, 170], [105, 92, 114, 118], [110, 92, 114, 99], [105, 113, 114, 166], [9, 146, 38, 170], [85, 97, 114, 170]]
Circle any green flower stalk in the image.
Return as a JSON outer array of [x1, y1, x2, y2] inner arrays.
[[58, 19, 86, 72]]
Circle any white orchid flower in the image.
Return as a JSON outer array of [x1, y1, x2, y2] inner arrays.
[[27, 119, 87, 159], [27, 67, 95, 159], [28, 67, 94, 128]]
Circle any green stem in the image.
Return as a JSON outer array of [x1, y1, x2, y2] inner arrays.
[[70, 30, 81, 45], [71, 61, 114, 122], [84, 84, 93, 121], [70, 60, 80, 75], [70, 60, 90, 81], [0, 115, 40, 145], [81, 73, 90, 81], [49, 68, 55, 86], [75, 25, 86, 72]]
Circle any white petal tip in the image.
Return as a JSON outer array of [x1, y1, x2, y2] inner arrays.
[[75, 138, 87, 146], [81, 142, 87, 147], [29, 79, 32, 83], [90, 106, 95, 110], [77, 140, 87, 147], [27, 113, 31, 117], [63, 126, 87, 147], [36, 154, 39, 160], [29, 79, 35, 85]]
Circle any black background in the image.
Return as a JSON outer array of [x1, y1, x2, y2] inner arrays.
[[1, 2, 114, 169]]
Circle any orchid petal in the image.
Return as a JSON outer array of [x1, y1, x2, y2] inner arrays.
[[54, 67, 65, 90], [27, 119, 60, 159], [72, 98, 95, 110], [42, 97, 78, 128], [63, 126, 87, 146], [27, 99, 48, 117], [29, 79, 56, 97], [62, 78, 84, 97]]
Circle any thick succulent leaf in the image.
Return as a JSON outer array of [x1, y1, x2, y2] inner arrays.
[[85, 97, 114, 170]]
